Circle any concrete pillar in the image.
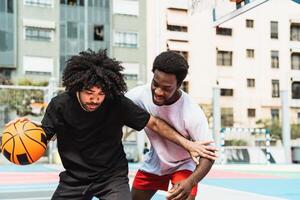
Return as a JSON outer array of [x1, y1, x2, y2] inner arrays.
[[281, 90, 292, 164]]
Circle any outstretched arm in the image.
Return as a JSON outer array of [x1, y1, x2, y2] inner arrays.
[[146, 116, 217, 162], [167, 157, 214, 200]]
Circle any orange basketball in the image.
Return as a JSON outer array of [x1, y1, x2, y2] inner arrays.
[[1, 120, 47, 165]]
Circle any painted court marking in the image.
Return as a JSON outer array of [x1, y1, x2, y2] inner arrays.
[[0, 163, 299, 200]]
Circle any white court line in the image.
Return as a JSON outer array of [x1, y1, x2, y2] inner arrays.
[[154, 184, 286, 200], [0, 188, 55, 193], [3, 197, 50, 200], [196, 184, 286, 200]]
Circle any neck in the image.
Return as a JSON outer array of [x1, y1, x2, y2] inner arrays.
[[165, 90, 182, 105]]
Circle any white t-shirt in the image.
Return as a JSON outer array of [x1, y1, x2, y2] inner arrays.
[[126, 84, 212, 175]]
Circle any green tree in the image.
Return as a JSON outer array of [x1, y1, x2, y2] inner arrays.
[[256, 119, 282, 140], [291, 124, 300, 139]]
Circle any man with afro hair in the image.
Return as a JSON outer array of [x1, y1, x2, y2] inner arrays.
[[7, 49, 211, 200], [127, 51, 217, 200]]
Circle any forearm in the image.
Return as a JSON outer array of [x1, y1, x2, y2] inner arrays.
[[146, 116, 191, 150], [188, 158, 214, 186]]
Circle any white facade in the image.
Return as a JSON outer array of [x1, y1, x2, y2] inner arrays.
[[146, 0, 300, 128], [189, 0, 300, 127], [146, 0, 190, 83]]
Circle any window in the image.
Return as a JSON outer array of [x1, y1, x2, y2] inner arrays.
[[291, 53, 300, 70], [246, 49, 254, 58], [114, 32, 138, 48], [272, 79, 280, 98], [60, 0, 84, 6], [291, 23, 300, 41], [270, 21, 278, 39], [221, 107, 234, 127], [271, 109, 279, 121], [292, 82, 300, 99], [23, 56, 53, 74], [7, 0, 13, 13], [124, 74, 138, 81], [247, 108, 256, 117], [246, 19, 254, 28], [67, 22, 78, 39], [94, 25, 104, 41], [247, 79, 255, 87], [25, 27, 53, 41], [271, 50, 279, 68], [167, 25, 188, 32], [216, 27, 232, 36], [0, 0, 5, 12], [113, 0, 138, 15], [0, 30, 13, 51], [220, 88, 233, 96], [0, 31, 7, 51], [217, 50, 232, 66], [25, 0, 53, 7]]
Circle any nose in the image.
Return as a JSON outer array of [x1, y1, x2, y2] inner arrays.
[[90, 96, 100, 104], [154, 88, 164, 97]]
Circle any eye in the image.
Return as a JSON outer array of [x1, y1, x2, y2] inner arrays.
[[152, 81, 158, 87]]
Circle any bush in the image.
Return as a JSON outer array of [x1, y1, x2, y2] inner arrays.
[[292, 124, 300, 139], [225, 139, 248, 146]]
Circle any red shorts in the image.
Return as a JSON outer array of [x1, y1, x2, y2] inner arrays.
[[132, 169, 198, 196]]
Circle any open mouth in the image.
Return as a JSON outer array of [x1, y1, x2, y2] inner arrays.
[[86, 104, 98, 110], [154, 95, 164, 102]]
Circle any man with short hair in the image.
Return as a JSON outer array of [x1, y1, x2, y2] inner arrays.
[[127, 51, 216, 200]]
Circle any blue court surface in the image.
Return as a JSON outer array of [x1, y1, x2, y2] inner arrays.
[[0, 162, 300, 200]]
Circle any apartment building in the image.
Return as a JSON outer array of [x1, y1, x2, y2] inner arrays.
[[146, 0, 190, 92], [112, 0, 147, 89], [189, 0, 300, 127], [60, 0, 111, 80], [17, 0, 59, 82], [0, 0, 111, 84], [0, 0, 15, 81]]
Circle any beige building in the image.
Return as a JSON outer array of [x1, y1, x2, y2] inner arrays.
[[146, 0, 300, 128], [189, 0, 300, 127], [146, 0, 190, 92]]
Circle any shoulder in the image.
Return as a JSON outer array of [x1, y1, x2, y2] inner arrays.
[[49, 92, 73, 108], [126, 84, 150, 100], [181, 91, 207, 121]]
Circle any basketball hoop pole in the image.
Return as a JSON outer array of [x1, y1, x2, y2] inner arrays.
[[213, 0, 270, 27]]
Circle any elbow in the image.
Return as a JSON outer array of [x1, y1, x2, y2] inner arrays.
[[146, 116, 159, 132]]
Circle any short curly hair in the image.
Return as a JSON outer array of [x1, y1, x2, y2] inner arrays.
[[152, 51, 189, 85], [62, 49, 127, 99]]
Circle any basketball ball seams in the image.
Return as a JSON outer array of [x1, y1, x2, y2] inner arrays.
[[2, 132, 14, 136], [18, 137, 34, 163], [1, 134, 18, 151], [24, 128, 44, 132], [13, 122, 19, 136], [1, 132, 14, 150], [23, 132, 47, 150], [11, 136, 16, 163]]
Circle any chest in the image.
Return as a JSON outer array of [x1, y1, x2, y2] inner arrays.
[[149, 106, 189, 138]]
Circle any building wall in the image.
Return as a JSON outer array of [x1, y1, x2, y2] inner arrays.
[[0, 0, 16, 79], [16, 0, 59, 83], [146, 0, 190, 90], [112, 0, 147, 89], [189, 0, 300, 127], [60, 0, 111, 81]]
